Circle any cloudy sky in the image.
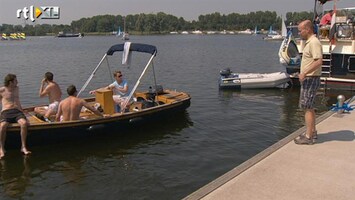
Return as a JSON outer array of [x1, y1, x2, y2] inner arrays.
[[0, 0, 353, 25]]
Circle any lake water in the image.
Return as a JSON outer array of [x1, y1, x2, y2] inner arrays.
[[0, 35, 353, 199]]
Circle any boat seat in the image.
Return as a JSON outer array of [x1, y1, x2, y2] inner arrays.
[[26, 112, 47, 123]]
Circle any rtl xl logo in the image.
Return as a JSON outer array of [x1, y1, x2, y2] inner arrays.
[[17, 6, 60, 22]]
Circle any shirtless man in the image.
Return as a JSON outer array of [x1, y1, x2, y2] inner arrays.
[[56, 85, 103, 122], [0, 74, 31, 158], [34, 72, 62, 121]]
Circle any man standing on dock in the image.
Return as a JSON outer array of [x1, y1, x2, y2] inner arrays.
[[294, 20, 323, 145]]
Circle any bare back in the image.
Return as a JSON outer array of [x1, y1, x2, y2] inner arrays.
[[0, 86, 21, 111], [57, 96, 84, 121], [44, 81, 62, 103]]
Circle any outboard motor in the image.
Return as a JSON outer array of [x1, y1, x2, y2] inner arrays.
[[144, 85, 163, 108], [220, 68, 232, 78]]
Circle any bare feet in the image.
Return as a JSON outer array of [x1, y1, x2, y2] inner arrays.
[[21, 147, 32, 155]]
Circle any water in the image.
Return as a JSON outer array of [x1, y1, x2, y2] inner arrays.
[[0, 35, 353, 199]]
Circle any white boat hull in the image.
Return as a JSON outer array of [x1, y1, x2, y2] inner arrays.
[[219, 71, 290, 89]]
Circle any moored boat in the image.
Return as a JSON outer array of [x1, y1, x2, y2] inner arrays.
[[121, 16, 129, 40], [57, 32, 84, 38], [5, 43, 191, 148], [219, 68, 290, 89], [263, 20, 287, 41], [279, 1, 355, 90]]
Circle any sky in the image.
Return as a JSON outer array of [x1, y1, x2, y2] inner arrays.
[[0, 0, 354, 25]]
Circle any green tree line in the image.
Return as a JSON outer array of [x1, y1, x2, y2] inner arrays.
[[0, 11, 313, 36]]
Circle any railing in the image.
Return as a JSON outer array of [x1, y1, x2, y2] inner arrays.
[[322, 54, 332, 77]]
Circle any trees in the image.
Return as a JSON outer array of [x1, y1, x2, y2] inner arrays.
[[0, 10, 313, 36]]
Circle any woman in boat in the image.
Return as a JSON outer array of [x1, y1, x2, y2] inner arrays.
[[90, 70, 129, 112]]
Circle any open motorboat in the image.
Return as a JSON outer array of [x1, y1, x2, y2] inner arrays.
[[57, 32, 84, 38], [5, 43, 191, 148], [279, 1, 355, 90], [218, 68, 290, 89]]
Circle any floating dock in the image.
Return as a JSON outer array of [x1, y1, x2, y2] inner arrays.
[[185, 98, 355, 200]]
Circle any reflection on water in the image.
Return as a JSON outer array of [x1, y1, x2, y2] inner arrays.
[[0, 157, 31, 199], [218, 87, 351, 140], [0, 111, 192, 199]]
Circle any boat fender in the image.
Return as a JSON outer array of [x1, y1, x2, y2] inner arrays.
[[129, 117, 143, 123], [87, 124, 106, 131]]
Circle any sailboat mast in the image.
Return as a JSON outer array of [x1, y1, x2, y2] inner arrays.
[[123, 16, 126, 33]]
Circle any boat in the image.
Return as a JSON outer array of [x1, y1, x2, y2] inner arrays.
[[113, 26, 122, 36], [218, 68, 290, 89], [263, 20, 287, 41], [1, 33, 9, 40], [192, 30, 203, 34], [253, 26, 260, 35], [278, 1, 355, 90], [5, 43, 191, 148], [238, 29, 253, 35], [121, 16, 129, 40], [57, 32, 84, 38]]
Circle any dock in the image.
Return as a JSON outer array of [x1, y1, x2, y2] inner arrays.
[[184, 98, 355, 200]]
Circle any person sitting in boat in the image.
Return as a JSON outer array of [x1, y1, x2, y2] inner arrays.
[[34, 72, 62, 122], [56, 85, 103, 122], [0, 74, 31, 158], [319, 10, 333, 38], [320, 10, 333, 27], [89, 70, 129, 112]]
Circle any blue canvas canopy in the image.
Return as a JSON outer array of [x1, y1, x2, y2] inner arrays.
[[78, 43, 158, 98], [107, 43, 157, 56]]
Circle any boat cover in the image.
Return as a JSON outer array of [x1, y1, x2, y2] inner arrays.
[[107, 43, 157, 56]]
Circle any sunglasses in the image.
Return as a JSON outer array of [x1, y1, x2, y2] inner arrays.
[[117, 75, 122, 78]]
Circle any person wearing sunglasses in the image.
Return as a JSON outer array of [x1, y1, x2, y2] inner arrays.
[[90, 70, 129, 112]]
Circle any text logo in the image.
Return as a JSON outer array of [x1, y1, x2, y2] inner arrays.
[[17, 6, 60, 22]]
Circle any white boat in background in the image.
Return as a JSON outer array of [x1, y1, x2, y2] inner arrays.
[[220, 30, 227, 34], [254, 26, 260, 34], [192, 30, 203, 34], [121, 16, 129, 40], [181, 31, 189, 34], [115, 26, 122, 36], [263, 20, 287, 41], [238, 29, 253, 35], [219, 68, 290, 89], [122, 32, 129, 40], [206, 31, 216, 34]]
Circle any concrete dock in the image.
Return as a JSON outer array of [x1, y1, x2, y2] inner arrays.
[[184, 99, 355, 200]]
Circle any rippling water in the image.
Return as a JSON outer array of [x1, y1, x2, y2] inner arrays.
[[0, 35, 353, 199]]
